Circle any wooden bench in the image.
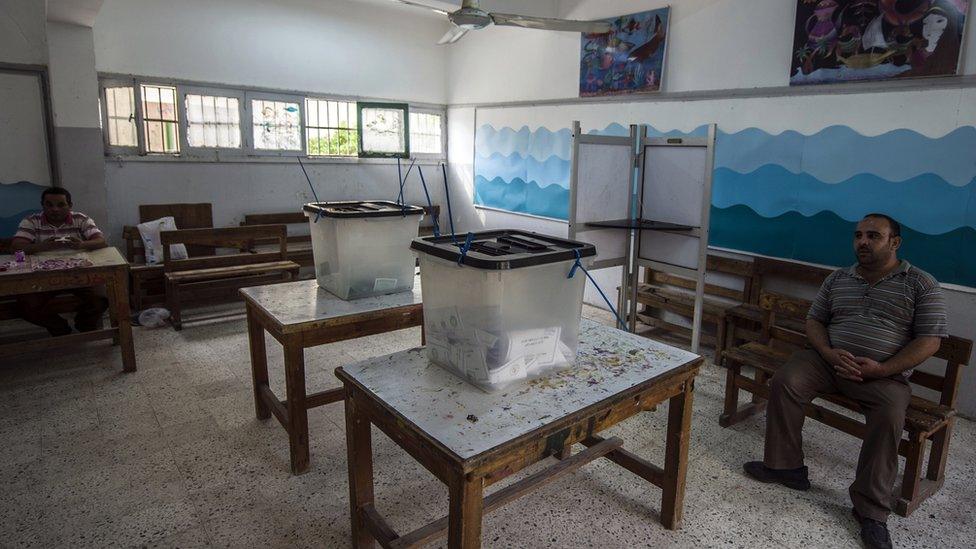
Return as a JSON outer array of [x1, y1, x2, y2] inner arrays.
[[122, 203, 215, 311], [241, 212, 314, 268], [635, 254, 757, 351], [718, 289, 972, 517], [161, 225, 300, 330]]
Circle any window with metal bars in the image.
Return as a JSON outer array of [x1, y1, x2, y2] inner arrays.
[[306, 98, 358, 156], [251, 98, 302, 151], [141, 84, 180, 154], [185, 94, 241, 149], [104, 86, 137, 148], [409, 112, 442, 155]]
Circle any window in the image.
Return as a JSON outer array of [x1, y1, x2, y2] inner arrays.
[[251, 98, 302, 151], [185, 94, 241, 149], [306, 98, 358, 156], [141, 84, 180, 154], [357, 102, 408, 158], [103, 86, 137, 147], [409, 112, 443, 155]]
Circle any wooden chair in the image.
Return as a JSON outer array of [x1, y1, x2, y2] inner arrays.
[[718, 289, 972, 516], [634, 254, 757, 351], [161, 225, 300, 330], [139, 203, 214, 258]]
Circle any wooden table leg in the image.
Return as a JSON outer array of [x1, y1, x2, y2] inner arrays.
[[661, 379, 694, 529], [284, 335, 310, 474], [346, 390, 375, 549], [110, 269, 137, 372], [246, 304, 270, 420], [448, 474, 484, 549]]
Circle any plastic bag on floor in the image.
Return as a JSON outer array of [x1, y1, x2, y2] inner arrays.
[[137, 307, 171, 328]]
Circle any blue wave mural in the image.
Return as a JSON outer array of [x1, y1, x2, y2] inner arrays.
[[712, 166, 976, 235], [475, 152, 571, 190], [474, 176, 570, 220], [711, 205, 976, 288], [473, 121, 976, 287], [715, 126, 976, 186], [476, 126, 573, 161]]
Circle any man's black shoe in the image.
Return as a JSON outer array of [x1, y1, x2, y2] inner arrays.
[[742, 461, 811, 491], [853, 509, 893, 549]]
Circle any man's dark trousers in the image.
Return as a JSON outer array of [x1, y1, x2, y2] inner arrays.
[[764, 349, 911, 521]]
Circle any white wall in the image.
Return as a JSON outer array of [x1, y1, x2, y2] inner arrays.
[[93, 0, 449, 104], [448, 0, 976, 103], [92, 0, 453, 241], [0, 0, 47, 66], [46, 22, 100, 128]]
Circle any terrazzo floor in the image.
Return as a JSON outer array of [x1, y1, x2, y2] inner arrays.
[[1, 303, 974, 548]]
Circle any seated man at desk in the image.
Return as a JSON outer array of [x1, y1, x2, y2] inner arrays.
[[742, 213, 947, 549], [10, 187, 109, 336]]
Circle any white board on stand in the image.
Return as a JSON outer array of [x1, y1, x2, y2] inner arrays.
[[570, 141, 633, 267]]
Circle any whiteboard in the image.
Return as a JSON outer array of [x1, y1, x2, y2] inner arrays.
[[0, 70, 51, 185], [571, 141, 633, 265], [639, 145, 706, 227]]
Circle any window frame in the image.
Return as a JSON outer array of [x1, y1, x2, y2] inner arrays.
[[177, 85, 247, 158], [357, 101, 410, 159], [408, 108, 446, 160], [99, 78, 140, 156], [305, 96, 360, 158], [244, 91, 306, 157], [138, 82, 182, 155]]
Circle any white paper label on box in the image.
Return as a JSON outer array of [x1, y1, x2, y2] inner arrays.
[[373, 277, 398, 291], [505, 327, 561, 368]]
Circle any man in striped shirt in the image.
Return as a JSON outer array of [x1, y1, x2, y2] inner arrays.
[[10, 187, 109, 336], [743, 214, 947, 549]]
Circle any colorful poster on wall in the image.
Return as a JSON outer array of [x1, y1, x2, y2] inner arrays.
[[790, 0, 970, 85], [579, 8, 670, 97]]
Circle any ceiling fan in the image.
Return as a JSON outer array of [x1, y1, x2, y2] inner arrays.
[[393, 0, 611, 44]]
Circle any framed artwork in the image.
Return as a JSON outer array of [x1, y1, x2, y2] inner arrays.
[[790, 0, 970, 85], [579, 7, 671, 97]]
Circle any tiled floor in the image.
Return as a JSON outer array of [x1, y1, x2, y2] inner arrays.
[[1, 303, 974, 548]]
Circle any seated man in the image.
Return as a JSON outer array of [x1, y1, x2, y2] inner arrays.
[[10, 187, 109, 336], [742, 213, 947, 549]]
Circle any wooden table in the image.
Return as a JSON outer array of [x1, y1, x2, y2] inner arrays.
[[0, 247, 135, 372], [336, 319, 703, 548], [240, 277, 423, 475]]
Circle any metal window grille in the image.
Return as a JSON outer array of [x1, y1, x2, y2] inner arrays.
[[251, 99, 302, 151], [306, 98, 358, 156], [186, 94, 241, 149], [141, 84, 180, 154], [409, 112, 442, 155], [104, 86, 137, 147]]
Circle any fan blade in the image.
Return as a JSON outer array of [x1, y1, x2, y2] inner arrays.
[[437, 25, 470, 45], [490, 12, 611, 33], [391, 0, 450, 16]]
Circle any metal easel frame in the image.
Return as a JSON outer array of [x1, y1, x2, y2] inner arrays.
[[630, 124, 716, 353], [567, 121, 640, 322]]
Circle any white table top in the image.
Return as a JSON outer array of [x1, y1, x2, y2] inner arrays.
[[338, 318, 701, 461], [240, 274, 422, 328], [0, 247, 127, 276]]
